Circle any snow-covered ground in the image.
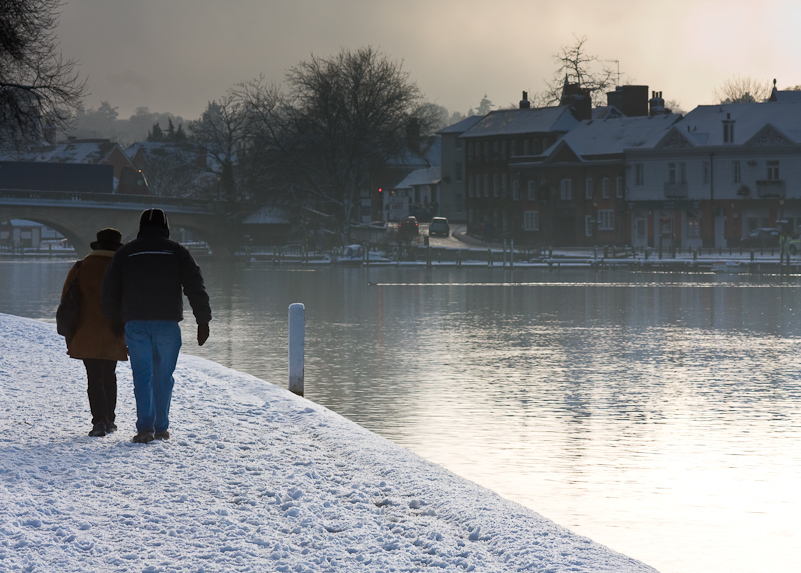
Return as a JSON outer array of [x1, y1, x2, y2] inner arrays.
[[0, 313, 657, 572]]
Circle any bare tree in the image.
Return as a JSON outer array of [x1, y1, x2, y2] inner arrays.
[[240, 47, 427, 227], [713, 75, 772, 104], [540, 35, 616, 107], [188, 91, 252, 208], [0, 0, 86, 147]]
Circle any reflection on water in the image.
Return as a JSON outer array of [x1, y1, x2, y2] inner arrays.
[[2, 260, 801, 573]]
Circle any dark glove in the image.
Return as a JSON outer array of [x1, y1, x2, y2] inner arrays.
[[111, 322, 125, 338], [197, 323, 210, 346]]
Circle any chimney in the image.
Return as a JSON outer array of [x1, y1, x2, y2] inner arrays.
[[722, 112, 735, 143], [561, 81, 592, 120], [406, 118, 420, 154], [519, 91, 531, 109], [649, 91, 666, 116], [606, 85, 649, 117]]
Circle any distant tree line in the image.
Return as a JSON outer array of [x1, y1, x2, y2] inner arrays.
[[4, 5, 800, 234]]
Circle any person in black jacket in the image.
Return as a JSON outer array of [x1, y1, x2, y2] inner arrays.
[[102, 208, 211, 444]]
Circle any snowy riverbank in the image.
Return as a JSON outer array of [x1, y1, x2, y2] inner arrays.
[[0, 313, 657, 572]]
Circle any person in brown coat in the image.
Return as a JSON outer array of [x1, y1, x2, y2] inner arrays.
[[61, 228, 128, 437]]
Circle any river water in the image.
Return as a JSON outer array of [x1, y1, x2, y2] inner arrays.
[[2, 258, 800, 573]]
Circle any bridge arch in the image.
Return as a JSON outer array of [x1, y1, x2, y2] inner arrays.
[[0, 198, 237, 259]]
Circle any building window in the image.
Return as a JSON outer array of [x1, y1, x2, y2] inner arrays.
[[733, 160, 741, 184], [634, 163, 644, 186], [468, 142, 474, 160], [533, 140, 542, 155], [493, 174, 499, 197], [527, 180, 535, 201], [455, 162, 463, 182], [602, 177, 610, 199], [585, 178, 593, 200], [483, 175, 490, 197], [767, 160, 780, 180], [560, 178, 572, 200], [483, 142, 489, 162], [585, 215, 593, 237], [511, 140, 517, 157], [502, 174, 508, 196], [598, 210, 614, 230], [524, 140, 531, 155], [501, 140, 507, 160], [669, 162, 687, 184], [493, 141, 499, 160], [512, 180, 520, 201], [468, 175, 474, 198], [702, 161, 710, 185], [616, 176, 623, 198], [523, 211, 539, 231]]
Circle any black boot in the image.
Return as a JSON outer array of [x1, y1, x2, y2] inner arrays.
[[88, 423, 107, 437], [132, 430, 155, 444]]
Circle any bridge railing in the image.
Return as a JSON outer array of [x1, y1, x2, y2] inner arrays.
[[0, 189, 213, 212]]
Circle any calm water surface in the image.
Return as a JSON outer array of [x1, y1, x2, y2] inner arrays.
[[2, 259, 800, 573]]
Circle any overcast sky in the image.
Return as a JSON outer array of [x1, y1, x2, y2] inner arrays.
[[57, 0, 801, 121]]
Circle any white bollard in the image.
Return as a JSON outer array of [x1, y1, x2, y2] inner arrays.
[[288, 303, 305, 396]]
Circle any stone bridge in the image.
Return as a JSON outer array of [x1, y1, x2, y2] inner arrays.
[[0, 191, 235, 259]]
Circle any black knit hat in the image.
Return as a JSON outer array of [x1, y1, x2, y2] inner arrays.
[[139, 208, 170, 231], [90, 228, 123, 251]]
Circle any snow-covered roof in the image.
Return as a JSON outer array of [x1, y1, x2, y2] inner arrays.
[[393, 165, 441, 190], [438, 115, 484, 134], [5, 140, 119, 164], [460, 106, 579, 139], [550, 113, 682, 158], [666, 101, 801, 147], [421, 135, 441, 166], [768, 88, 801, 103], [592, 106, 625, 120]]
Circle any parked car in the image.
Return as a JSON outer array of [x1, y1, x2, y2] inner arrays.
[[428, 217, 450, 237], [398, 216, 419, 236], [741, 228, 780, 248]]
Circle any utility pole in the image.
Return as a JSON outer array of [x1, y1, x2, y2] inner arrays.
[[605, 60, 621, 86]]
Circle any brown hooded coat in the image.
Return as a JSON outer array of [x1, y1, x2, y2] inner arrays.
[[61, 250, 128, 361]]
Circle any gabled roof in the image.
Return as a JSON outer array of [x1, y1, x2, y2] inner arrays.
[[6, 139, 122, 164], [744, 123, 797, 147], [386, 135, 440, 168], [393, 166, 441, 190], [459, 106, 579, 139], [543, 113, 682, 160], [768, 88, 801, 103], [438, 115, 484, 135], [670, 101, 801, 147]]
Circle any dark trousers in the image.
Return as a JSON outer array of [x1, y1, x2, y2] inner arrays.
[[83, 359, 118, 426]]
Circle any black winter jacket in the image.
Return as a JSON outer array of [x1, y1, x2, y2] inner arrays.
[[102, 227, 211, 325]]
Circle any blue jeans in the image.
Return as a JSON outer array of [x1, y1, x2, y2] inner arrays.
[[125, 321, 182, 433]]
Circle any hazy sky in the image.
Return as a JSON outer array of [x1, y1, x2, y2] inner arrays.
[[57, 0, 801, 121]]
